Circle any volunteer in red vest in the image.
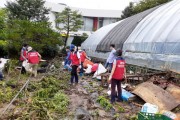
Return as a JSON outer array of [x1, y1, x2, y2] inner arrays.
[[108, 49, 126, 104], [78, 46, 88, 76], [27, 46, 41, 77], [20, 44, 28, 74], [70, 46, 81, 85]]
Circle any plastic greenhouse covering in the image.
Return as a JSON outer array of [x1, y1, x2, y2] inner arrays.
[[123, 0, 180, 73], [82, 21, 121, 59], [82, 0, 180, 73], [96, 6, 158, 52]]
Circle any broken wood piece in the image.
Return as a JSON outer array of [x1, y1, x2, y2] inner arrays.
[[132, 102, 143, 107], [166, 84, 180, 103], [133, 82, 179, 111]]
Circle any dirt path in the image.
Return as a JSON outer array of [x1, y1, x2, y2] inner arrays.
[[63, 76, 141, 120]]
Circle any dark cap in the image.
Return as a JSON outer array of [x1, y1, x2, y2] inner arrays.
[[113, 49, 122, 56]]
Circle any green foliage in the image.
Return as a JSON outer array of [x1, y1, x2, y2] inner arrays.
[[130, 115, 138, 120], [113, 113, 120, 119], [6, 0, 50, 21], [13, 76, 70, 119], [120, 0, 171, 19], [6, 20, 62, 58], [71, 35, 88, 47], [53, 92, 69, 113], [56, 7, 83, 46], [0, 9, 7, 40], [117, 106, 125, 113], [120, 2, 134, 20], [0, 40, 8, 57], [133, 0, 171, 14], [97, 96, 113, 111], [0, 81, 16, 104]]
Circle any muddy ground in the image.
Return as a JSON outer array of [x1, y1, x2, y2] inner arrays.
[[0, 59, 179, 120]]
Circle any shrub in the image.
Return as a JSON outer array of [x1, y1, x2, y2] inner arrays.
[[6, 20, 62, 58], [0, 40, 8, 57]]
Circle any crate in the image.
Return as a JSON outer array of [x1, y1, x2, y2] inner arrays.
[[138, 112, 171, 120]]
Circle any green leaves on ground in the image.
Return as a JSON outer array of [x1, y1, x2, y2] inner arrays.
[[97, 96, 113, 111]]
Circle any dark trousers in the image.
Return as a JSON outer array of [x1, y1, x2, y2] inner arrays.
[[19, 60, 26, 74], [0, 72, 3, 80], [105, 62, 113, 72], [80, 62, 84, 74], [71, 65, 78, 83], [111, 79, 122, 103]]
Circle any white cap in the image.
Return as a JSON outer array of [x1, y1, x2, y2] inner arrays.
[[27, 46, 32, 52]]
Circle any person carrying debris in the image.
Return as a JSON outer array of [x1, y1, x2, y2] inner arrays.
[[78, 46, 89, 76], [20, 43, 28, 74], [27, 46, 41, 77], [108, 49, 126, 104], [70, 46, 81, 85], [105, 44, 116, 72]]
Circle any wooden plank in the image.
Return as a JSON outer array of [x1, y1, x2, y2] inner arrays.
[[166, 84, 180, 103], [133, 82, 179, 111]]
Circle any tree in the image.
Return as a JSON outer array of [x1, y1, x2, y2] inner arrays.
[[6, 0, 50, 21], [133, 0, 171, 14], [6, 20, 62, 58], [0, 8, 7, 40], [56, 7, 83, 46], [120, 2, 134, 20], [120, 0, 171, 19], [72, 33, 88, 46]]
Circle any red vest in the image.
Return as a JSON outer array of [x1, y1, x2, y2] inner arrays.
[[20, 48, 27, 61], [70, 52, 79, 65], [79, 51, 86, 63], [112, 58, 125, 80], [28, 52, 40, 64]]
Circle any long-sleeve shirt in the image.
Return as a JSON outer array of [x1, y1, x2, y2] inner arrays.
[[65, 51, 71, 65], [106, 49, 116, 63]]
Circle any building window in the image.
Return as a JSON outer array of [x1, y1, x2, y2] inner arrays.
[[99, 18, 103, 28]]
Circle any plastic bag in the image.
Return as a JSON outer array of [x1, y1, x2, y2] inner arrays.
[[85, 64, 92, 74], [93, 64, 107, 78], [0, 58, 9, 72], [22, 60, 32, 72], [83, 59, 94, 68], [141, 103, 159, 114]]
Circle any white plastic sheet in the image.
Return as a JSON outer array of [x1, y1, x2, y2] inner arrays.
[[82, 21, 121, 58], [0, 58, 9, 72], [85, 64, 92, 74], [141, 103, 159, 114], [93, 64, 107, 78]]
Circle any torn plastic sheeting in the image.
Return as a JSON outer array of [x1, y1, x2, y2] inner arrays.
[[0, 58, 9, 72], [107, 86, 135, 101], [85, 64, 92, 74], [133, 82, 179, 111], [93, 64, 107, 78]]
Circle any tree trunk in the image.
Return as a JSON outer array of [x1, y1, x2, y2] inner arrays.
[[64, 30, 69, 47], [64, 13, 70, 47]]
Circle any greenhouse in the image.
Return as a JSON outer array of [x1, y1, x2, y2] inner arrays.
[[82, 0, 180, 73]]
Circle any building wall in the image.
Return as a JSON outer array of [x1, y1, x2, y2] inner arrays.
[[48, 11, 56, 30], [48, 10, 120, 34], [80, 17, 94, 31]]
